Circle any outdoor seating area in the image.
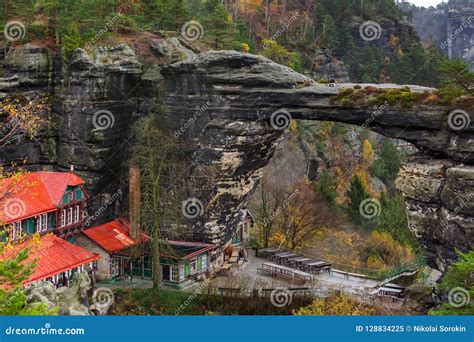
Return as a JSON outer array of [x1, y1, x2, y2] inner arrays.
[[257, 247, 332, 275], [257, 262, 313, 284], [218, 245, 248, 277]]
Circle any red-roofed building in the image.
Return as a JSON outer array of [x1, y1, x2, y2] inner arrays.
[[78, 218, 215, 288], [0, 170, 89, 242], [1, 234, 100, 288], [77, 218, 151, 280], [82, 218, 149, 254]]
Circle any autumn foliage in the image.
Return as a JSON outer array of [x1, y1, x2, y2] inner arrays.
[[293, 293, 376, 315]]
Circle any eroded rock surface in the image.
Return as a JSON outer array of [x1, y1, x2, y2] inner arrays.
[[1, 45, 472, 271], [161, 51, 473, 269]]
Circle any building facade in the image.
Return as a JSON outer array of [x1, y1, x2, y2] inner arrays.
[[0, 170, 88, 243]]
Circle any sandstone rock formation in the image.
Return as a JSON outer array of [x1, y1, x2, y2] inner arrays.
[[161, 51, 473, 271], [26, 272, 92, 315], [0, 43, 472, 272]]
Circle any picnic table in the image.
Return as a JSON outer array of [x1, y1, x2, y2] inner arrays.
[[258, 262, 313, 283], [303, 260, 332, 274], [272, 252, 297, 264], [287, 257, 312, 268], [257, 247, 280, 258]]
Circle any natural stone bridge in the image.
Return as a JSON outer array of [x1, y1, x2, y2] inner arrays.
[[161, 51, 473, 271], [1, 44, 472, 272]]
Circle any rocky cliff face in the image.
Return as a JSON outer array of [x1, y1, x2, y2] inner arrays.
[[396, 158, 473, 272], [410, 1, 474, 70], [161, 51, 473, 270], [0, 43, 472, 271]]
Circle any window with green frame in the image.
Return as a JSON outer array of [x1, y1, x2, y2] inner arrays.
[[232, 229, 241, 243]]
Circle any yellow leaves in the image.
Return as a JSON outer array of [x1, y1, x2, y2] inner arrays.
[[343, 235, 353, 247], [365, 231, 416, 268], [361, 139, 374, 167], [236, 0, 262, 13], [389, 34, 399, 48], [313, 229, 325, 241], [0, 98, 47, 147], [293, 293, 376, 315], [268, 232, 285, 247], [241, 43, 250, 53], [367, 254, 386, 270], [353, 166, 378, 198], [307, 227, 363, 269], [289, 119, 298, 133]]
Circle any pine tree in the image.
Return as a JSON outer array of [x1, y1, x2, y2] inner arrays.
[[0, 235, 56, 315], [370, 139, 401, 187], [201, 1, 234, 49], [347, 174, 370, 223], [61, 22, 82, 60], [317, 170, 338, 208]]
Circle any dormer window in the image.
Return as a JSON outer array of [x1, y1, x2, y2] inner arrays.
[[74, 206, 80, 223], [11, 221, 22, 240], [68, 191, 74, 202], [36, 214, 48, 232], [67, 208, 73, 225], [61, 209, 67, 227]]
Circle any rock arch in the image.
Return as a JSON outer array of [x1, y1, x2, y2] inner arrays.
[[161, 51, 473, 271]]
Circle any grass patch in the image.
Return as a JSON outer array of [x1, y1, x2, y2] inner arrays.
[[330, 86, 474, 109]]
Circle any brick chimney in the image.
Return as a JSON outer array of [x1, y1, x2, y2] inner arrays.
[[129, 164, 140, 240]]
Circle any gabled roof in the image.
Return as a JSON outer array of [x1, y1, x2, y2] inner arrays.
[[82, 218, 150, 254], [160, 240, 215, 260], [0, 234, 100, 286], [241, 208, 254, 220], [0, 171, 85, 223], [35, 172, 85, 205]]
